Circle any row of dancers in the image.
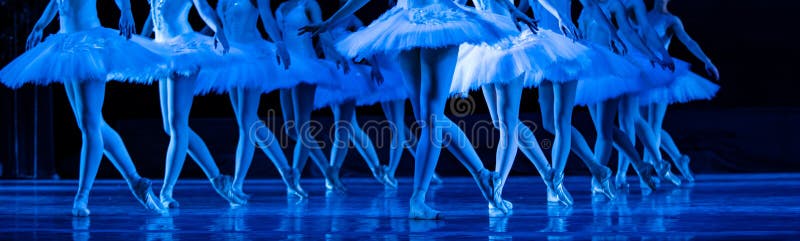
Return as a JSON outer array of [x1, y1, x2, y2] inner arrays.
[[0, 0, 719, 219]]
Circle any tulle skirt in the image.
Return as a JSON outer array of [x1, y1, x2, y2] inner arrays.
[[450, 29, 592, 96], [0, 27, 169, 88], [314, 64, 373, 109], [336, 2, 517, 59], [194, 40, 295, 95], [357, 53, 409, 106], [131, 32, 227, 77], [637, 58, 719, 105], [572, 43, 646, 105], [283, 53, 342, 89]]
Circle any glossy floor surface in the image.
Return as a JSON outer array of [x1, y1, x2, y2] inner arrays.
[[1, 174, 799, 240]]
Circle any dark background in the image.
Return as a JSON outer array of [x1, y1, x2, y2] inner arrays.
[[0, 0, 798, 180]]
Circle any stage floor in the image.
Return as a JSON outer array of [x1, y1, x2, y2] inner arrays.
[[1, 174, 799, 239]]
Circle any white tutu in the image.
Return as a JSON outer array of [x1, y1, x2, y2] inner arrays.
[[357, 53, 409, 106], [131, 32, 227, 77], [194, 40, 295, 95], [314, 64, 374, 109], [573, 42, 646, 105], [637, 58, 719, 105], [0, 27, 169, 88], [336, 2, 518, 59], [451, 29, 592, 96]]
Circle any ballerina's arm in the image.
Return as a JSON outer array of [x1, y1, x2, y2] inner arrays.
[[192, 0, 230, 52], [298, 0, 370, 36], [114, 0, 137, 39], [579, 0, 627, 54], [628, 0, 673, 70], [670, 16, 718, 80], [610, 0, 659, 62], [529, 0, 578, 39], [256, 0, 291, 68], [27, 0, 58, 50]]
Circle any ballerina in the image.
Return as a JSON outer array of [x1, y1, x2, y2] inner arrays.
[[579, 0, 680, 191], [139, 0, 243, 207], [0, 0, 167, 216], [191, 0, 308, 201], [302, 0, 535, 218], [451, 0, 613, 207], [275, 0, 345, 194], [629, 0, 720, 183], [312, 11, 397, 190]]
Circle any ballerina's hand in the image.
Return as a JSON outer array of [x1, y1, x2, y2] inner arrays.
[[214, 31, 231, 54], [659, 57, 675, 71], [371, 65, 384, 85], [336, 57, 351, 74], [512, 11, 538, 33], [275, 41, 292, 69], [610, 35, 628, 55], [559, 21, 582, 41], [119, 12, 136, 39], [705, 62, 720, 81], [298, 21, 331, 37], [26, 28, 43, 50]]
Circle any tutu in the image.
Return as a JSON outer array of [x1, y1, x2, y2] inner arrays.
[[357, 53, 409, 106], [637, 58, 719, 105], [0, 27, 169, 88], [131, 32, 227, 77], [194, 41, 295, 95], [314, 64, 374, 109], [572, 42, 646, 105], [336, 1, 518, 59], [451, 29, 593, 96]]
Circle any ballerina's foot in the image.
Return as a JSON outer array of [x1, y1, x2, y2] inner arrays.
[[72, 198, 90, 217], [159, 193, 180, 209], [675, 155, 695, 183], [378, 166, 398, 189], [590, 167, 616, 200], [409, 200, 442, 220], [431, 173, 444, 185], [324, 167, 347, 193], [615, 173, 630, 191], [282, 168, 308, 199], [211, 175, 246, 206], [653, 161, 682, 187], [546, 173, 573, 206], [635, 163, 659, 192], [130, 178, 167, 215], [233, 190, 251, 201], [476, 170, 508, 214]]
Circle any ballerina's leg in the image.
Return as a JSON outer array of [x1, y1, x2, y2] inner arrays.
[[327, 101, 356, 191], [349, 113, 395, 187], [620, 95, 681, 187], [65, 79, 106, 216], [290, 84, 333, 185]]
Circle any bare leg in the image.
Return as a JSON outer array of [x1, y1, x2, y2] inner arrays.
[[65, 84, 164, 216], [650, 103, 694, 182], [619, 95, 681, 187], [65, 80, 106, 216], [327, 101, 357, 192], [349, 113, 396, 188], [290, 84, 334, 192]]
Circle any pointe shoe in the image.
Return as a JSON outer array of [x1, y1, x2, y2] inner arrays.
[[590, 167, 616, 200], [211, 175, 246, 206], [130, 178, 167, 215], [476, 170, 508, 214], [633, 163, 659, 191], [675, 155, 695, 183], [72, 197, 90, 217], [615, 173, 630, 191], [379, 165, 398, 189], [431, 173, 444, 185], [233, 189, 251, 201], [546, 172, 573, 206], [653, 161, 682, 187], [324, 167, 347, 193], [159, 193, 180, 209], [408, 199, 442, 220], [282, 168, 307, 199]]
